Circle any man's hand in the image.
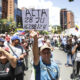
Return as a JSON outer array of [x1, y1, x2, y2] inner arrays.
[[19, 53, 27, 60], [30, 30, 38, 38]]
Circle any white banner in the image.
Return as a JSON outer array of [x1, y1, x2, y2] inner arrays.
[[22, 9, 49, 30]]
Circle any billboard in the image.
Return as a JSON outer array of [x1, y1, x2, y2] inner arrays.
[[22, 9, 49, 30]]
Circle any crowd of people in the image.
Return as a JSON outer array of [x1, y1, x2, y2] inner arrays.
[[0, 30, 80, 80], [0, 32, 30, 80], [0, 31, 60, 80]]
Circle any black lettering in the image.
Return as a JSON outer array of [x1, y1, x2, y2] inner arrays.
[[41, 9, 47, 17], [32, 9, 35, 16], [40, 18, 45, 23], [37, 10, 40, 17], [36, 17, 40, 23], [35, 10, 40, 23], [26, 9, 31, 16], [37, 24, 42, 30], [29, 25, 32, 29], [25, 17, 29, 23], [43, 25, 47, 29], [32, 24, 36, 29], [29, 17, 33, 23], [24, 24, 29, 29]]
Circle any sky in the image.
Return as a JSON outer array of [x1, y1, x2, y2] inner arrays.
[[18, 0, 80, 26]]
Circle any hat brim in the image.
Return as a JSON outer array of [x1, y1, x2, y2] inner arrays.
[[40, 45, 51, 52]]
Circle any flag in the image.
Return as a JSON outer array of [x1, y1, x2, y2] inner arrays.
[[20, 31, 25, 35], [75, 25, 79, 31], [17, 30, 25, 35]]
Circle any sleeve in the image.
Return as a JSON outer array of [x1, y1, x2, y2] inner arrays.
[[33, 61, 40, 71], [33, 61, 40, 80]]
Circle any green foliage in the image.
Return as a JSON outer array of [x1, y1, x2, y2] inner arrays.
[[0, 19, 16, 33], [39, 31, 49, 35], [53, 26, 62, 34], [0, 19, 8, 33]]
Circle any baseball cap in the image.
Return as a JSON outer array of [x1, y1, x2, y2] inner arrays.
[[11, 35, 20, 41], [0, 38, 5, 42], [40, 43, 51, 52]]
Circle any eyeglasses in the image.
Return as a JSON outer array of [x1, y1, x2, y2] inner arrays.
[[42, 51, 51, 55]]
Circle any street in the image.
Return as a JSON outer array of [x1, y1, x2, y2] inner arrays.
[[0, 0, 79, 80], [24, 46, 33, 80], [53, 47, 73, 80]]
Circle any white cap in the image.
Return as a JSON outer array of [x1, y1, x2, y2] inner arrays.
[[40, 43, 51, 52]]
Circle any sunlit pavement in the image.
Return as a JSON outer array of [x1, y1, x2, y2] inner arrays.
[[53, 47, 72, 80], [24, 46, 33, 80]]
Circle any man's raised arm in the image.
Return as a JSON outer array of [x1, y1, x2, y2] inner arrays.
[[30, 31, 39, 65]]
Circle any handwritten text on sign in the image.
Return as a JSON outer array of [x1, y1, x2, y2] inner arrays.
[[22, 9, 49, 30]]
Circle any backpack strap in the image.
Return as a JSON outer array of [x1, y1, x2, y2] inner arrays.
[[46, 67, 55, 80], [7, 43, 18, 58]]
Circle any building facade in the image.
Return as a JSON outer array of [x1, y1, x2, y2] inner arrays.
[[67, 11, 75, 28], [60, 9, 67, 30], [7, 0, 18, 21], [0, 0, 18, 22], [16, 8, 22, 27], [60, 9, 75, 30]]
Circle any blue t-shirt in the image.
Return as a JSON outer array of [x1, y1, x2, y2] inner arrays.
[[34, 57, 59, 80], [34, 62, 40, 80]]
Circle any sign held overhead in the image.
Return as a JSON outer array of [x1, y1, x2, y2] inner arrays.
[[22, 9, 49, 30]]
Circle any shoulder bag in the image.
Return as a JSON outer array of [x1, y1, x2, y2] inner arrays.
[[8, 44, 25, 76]]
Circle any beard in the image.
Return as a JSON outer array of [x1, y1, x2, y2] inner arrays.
[[14, 43, 19, 46]]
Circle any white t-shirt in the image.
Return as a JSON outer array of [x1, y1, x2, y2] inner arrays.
[[8, 44, 26, 58]]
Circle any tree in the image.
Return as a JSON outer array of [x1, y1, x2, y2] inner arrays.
[[53, 26, 62, 34], [0, 19, 16, 33], [0, 19, 8, 33], [57, 26, 62, 34], [39, 31, 49, 35]]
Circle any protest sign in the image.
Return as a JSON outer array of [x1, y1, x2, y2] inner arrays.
[[22, 9, 49, 30]]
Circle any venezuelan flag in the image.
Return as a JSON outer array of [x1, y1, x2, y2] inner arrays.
[[75, 25, 79, 31], [20, 30, 25, 35]]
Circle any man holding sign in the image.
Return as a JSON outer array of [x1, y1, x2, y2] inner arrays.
[[30, 30, 60, 80]]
